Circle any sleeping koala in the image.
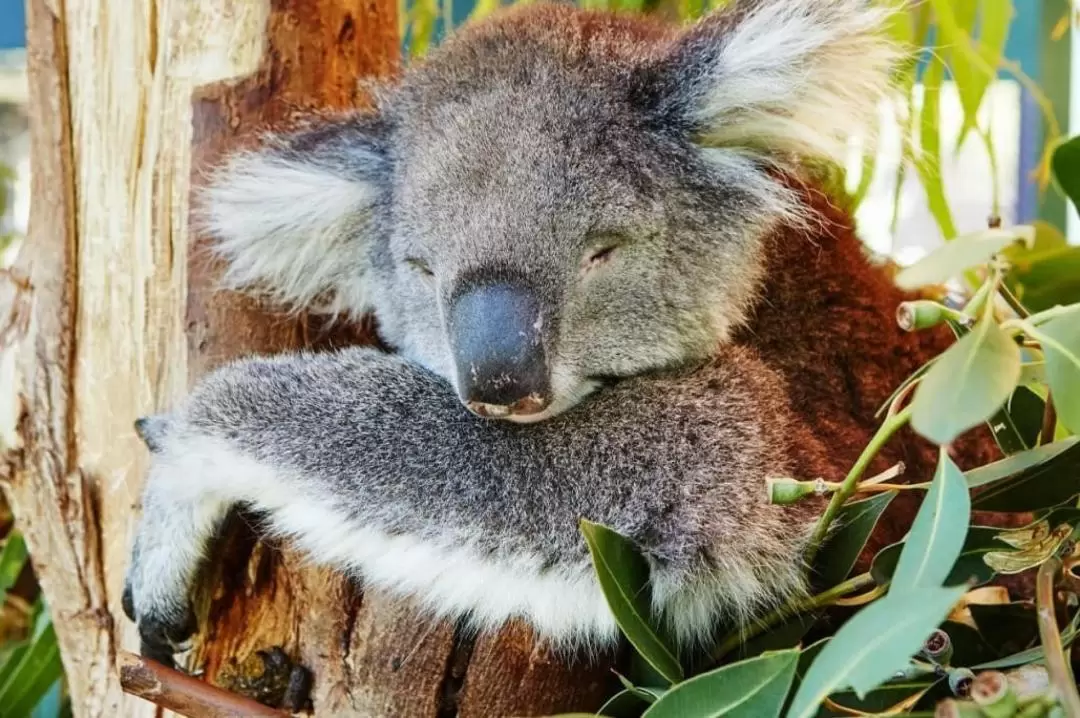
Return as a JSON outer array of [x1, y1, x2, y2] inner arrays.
[[124, 0, 968, 667]]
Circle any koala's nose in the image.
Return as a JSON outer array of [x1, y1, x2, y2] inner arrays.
[[448, 282, 552, 418]]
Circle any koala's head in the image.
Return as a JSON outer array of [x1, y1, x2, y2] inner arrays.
[[200, 0, 898, 422]]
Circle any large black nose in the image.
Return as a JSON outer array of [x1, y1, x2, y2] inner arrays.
[[448, 282, 551, 418]]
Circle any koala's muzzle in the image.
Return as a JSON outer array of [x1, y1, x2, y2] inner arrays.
[[448, 283, 551, 419]]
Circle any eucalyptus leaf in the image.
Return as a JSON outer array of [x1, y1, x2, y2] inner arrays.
[[969, 603, 1039, 657], [871, 526, 1004, 589], [819, 681, 933, 717], [785, 585, 966, 718], [909, 53, 956, 241], [969, 438, 1080, 511], [643, 650, 798, 718], [954, 0, 1012, 148], [0, 532, 28, 605], [815, 491, 897, 589], [987, 385, 1045, 455], [1051, 135, 1080, 213], [1036, 310, 1080, 434], [580, 520, 684, 684], [0, 621, 63, 715], [893, 452, 970, 589], [910, 315, 1022, 445], [1006, 244, 1080, 312], [895, 226, 1033, 291], [598, 689, 654, 718]]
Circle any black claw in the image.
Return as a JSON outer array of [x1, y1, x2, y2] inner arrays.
[[140, 638, 177, 670], [121, 583, 136, 623]]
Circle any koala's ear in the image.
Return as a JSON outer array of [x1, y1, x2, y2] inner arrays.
[[665, 0, 903, 166], [196, 112, 392, 318]]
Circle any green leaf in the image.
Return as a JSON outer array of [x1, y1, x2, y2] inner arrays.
[[910, 315, 1022, 444], [0, 531, 28, 605], [895, 226, 1034, 291], [1006, 244, 1080, 313], [821, 681, 934, 716], [815, 491, 896, 589], [911, 52, 957, 241], [643, 650, 798, 718], [1051, 135, 1080, 213], [969, 438, 1080, 511], [954, 0, 1012, 149], [973, 612, 1080, 669], [871, 526, 1004, 588], [987, 385, 1045, 454], [785, 585, 966, 718], [579, 520, 684, 684], [942, 620, 999, 666], [0, 621, 64, 716], [969, 602, 1039, 657], [599, 688, 659, 718], [1035, 310, 1080, 434], [893, 451, 970, 588]]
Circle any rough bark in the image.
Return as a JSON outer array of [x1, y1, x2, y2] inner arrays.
[[1, 1, 619, 716]]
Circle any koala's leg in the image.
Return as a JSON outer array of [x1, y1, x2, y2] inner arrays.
[[122, 435, 231, 667], [125, 346, 830, 660]]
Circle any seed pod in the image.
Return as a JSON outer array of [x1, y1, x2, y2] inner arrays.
[[921, 629, 954, 665], [897, 300, 947, 332], [971, 670, 1017, 718], [949, 668, 976, 698], [766, 477, 819, 505]]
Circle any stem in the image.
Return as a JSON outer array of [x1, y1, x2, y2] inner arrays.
[[998, 283, 1031, 319], [709, 573, 876, 663], [805, 406, 914, 566], [1035, 558, 1080, 717], [855, 482, 930, 493]]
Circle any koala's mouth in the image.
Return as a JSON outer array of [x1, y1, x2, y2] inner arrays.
[[465, 375, 606, 424]]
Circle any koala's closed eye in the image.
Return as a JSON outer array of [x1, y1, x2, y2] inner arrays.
[[406, 257, 435, 279], [580, 240, 623, 274]]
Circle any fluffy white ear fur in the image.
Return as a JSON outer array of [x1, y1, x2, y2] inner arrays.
[[196, 130, 384, 319], [685, 0, 904, 166]]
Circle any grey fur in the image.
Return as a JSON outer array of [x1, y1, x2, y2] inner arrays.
[[127, 0, 897, 661]]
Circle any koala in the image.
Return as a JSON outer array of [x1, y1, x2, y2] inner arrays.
[[124, 0, 995, 668]]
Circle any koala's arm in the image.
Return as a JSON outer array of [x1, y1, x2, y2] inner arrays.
[[124, 345, 829, 663]]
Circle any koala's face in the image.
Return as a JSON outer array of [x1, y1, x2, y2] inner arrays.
[[202, 0, 895, 421]]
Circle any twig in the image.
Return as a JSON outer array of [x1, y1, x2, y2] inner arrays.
[[998, 283, 1030, 320], [859, 461, 906, 486], [117, 651, 291, 718], [709, 572, 876, 664], [805, 406, 914, 566], [1034, 559, 1080, 717]]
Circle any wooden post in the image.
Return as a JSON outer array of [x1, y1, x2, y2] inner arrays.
[[2, 0, 619, 715]]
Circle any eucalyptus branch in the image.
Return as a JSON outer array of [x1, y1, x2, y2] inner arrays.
[[804, 406, 914, 566], [709, 572, 876, 664], [1035, 558, 1080, 717]]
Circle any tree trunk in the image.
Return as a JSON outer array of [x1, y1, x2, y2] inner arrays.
[[1, 1, 618, 716]]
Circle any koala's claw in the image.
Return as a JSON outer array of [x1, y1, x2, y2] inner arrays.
[[123, 575, 197, 669]]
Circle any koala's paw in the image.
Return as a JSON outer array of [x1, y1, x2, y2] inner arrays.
[[122, 562, 197, 669]]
